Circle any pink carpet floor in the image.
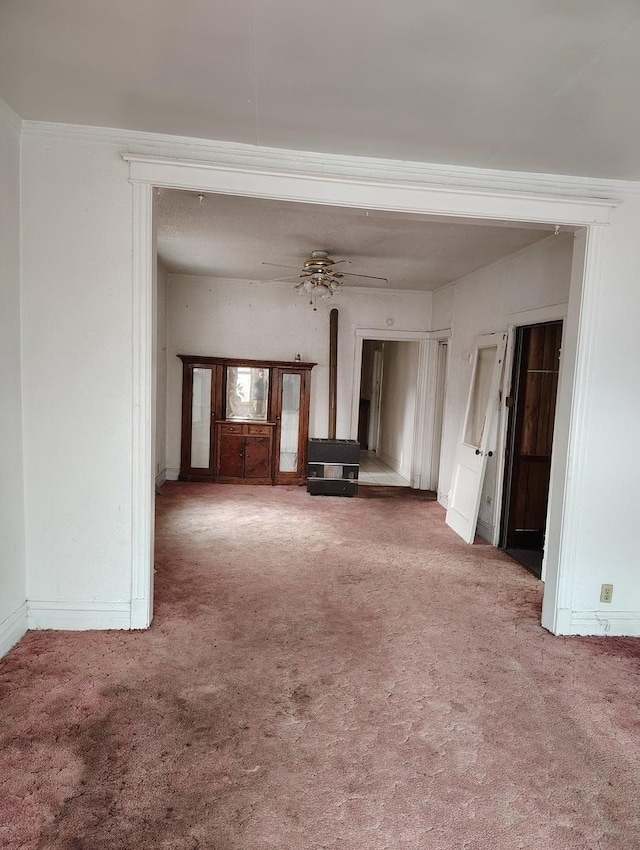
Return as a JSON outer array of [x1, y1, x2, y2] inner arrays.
[[1, 482, 639, 849]]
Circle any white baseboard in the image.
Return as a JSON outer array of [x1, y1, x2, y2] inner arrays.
[[377, 451, 411, 481], [165, 468, 180, 481], [569, 610, 640, 637], [476, 518, 494, 543], [27, 600, 132, 631], [0, 602, 28, 658], [437, 491, 449, 509], [377, 450, 399, 472], [155, 468, 167, 488], [130, 597, 152, 630]]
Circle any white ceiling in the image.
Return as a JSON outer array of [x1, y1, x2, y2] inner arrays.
[[1, 1, 640, 180], [155, 190, 555, 290]]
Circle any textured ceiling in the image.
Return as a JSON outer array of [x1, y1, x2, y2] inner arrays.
[[155, 190, 554, 290], [1, 1, 640, 179]]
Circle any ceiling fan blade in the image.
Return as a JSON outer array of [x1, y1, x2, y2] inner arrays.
[[341, 271, 389, 283], [259, 275, 305, 283], [261, 262, 299, 270], [328, 259, 350, 266]]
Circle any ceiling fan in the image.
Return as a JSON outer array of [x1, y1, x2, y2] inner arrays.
[[261, 250, 389, 307]]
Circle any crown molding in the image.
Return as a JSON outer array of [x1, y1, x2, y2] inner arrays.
[[21, 120, 640, 201], [0, 98, 22, 134]]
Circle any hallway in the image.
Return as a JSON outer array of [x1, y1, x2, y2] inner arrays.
[[1, 484, 639, 849], [358, 450, 411, 487]]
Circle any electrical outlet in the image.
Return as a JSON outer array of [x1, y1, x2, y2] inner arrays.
[[600, 584, 614, 604]]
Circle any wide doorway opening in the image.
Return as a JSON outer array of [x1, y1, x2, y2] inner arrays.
[[126, 153, 610, 633]]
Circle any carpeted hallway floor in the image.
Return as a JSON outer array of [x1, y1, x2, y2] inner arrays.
[[1, 482, 639, 849]]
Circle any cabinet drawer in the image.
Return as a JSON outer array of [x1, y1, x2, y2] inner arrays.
[[247, 424, 272, 436], [219, 423, 244, 435]]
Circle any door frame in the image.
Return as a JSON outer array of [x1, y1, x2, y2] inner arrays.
[[430, 339, 449, 492], [425, 329, 451, 493], [351, 329, 430, 488], [492, 304, 568, 581], [124, 151, 613, 634]]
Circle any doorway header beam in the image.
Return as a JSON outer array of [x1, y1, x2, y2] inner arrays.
[[122, 153, 616, 228]]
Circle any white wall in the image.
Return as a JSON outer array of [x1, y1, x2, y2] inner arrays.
[[434, 234, 573, 537], [378, 341, 420, 478], [0, 102, 27, 654], [21, 133, 134, 625], [165, 274, 431, 477], [155, 261, 168, 485]]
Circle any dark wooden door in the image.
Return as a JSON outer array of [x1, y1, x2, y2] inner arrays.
[[218, 434, 245, 478], [244, 437, 271, 478], [501, 321, 563, 551]]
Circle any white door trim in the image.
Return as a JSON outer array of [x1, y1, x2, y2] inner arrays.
[[351, 329, 430, 488], [124, 152, 611, 635], [367, 348, 384, 453], [130, 182, 155, 629], [123, 153, 615, 226], [542, 226, 608, 634], [492, 304, 569, 560], [429, 337, 450, 492]]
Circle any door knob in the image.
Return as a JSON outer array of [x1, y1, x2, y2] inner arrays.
[[475, 449, 481, 456]]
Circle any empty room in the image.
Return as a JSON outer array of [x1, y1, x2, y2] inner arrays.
[[1, 3, 640, 848]]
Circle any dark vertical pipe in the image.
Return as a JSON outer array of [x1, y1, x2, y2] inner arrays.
[[329, 308, 338, 439]]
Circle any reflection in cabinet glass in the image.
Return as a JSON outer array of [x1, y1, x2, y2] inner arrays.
[[178, 355, 314, 485], [226, 366, 269, 421]]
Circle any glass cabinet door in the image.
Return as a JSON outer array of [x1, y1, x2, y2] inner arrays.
[[225, 366, 269, 421], [190, 367, 213, 468], [179, 361, 218, 479], [279, 372, 302, 472], [274, 368, 310, 482]]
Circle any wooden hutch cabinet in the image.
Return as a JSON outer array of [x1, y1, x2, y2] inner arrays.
[[178, 355, 315, 485]]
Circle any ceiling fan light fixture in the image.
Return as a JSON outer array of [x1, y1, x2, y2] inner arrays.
[[294, 262, 344, 302], [269, 249, 386, 307]]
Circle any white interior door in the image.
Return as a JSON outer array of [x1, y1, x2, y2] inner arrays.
[[446, 332, 507, 544]]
